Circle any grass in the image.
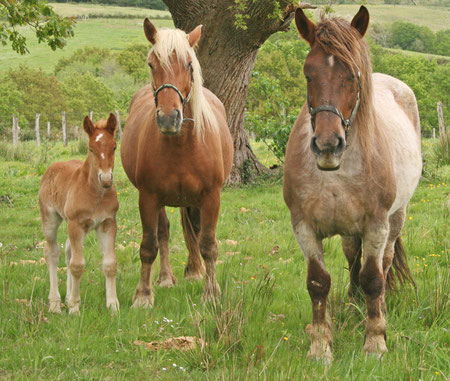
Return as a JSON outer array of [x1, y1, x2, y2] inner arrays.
[[0, 139, 448, 379]]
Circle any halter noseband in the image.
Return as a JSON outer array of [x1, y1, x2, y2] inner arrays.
[[307, 72, 361, 138], [152, 66, 194, 124]]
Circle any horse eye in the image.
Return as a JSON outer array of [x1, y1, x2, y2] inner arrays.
[[113, 146, 117, 151], [305, 75, 312, 83], [186, 62, 192, 70], [148, 63, 154, 70], [350, 74, 355, 80], [89, 148, 93, 153]]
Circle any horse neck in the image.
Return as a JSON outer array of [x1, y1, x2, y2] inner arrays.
[[80, 154, 105, 196]]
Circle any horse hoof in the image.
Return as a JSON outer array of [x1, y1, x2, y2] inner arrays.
[[158, 275, 177, 288], [306, 324, 333, 364], [363, 336, 388, 356], [107, 299, 120, 314], [184, 266, 204, 281], [69, 305, 80, 315], [49, 300, 61, 314], [132, 293, 154, 309]]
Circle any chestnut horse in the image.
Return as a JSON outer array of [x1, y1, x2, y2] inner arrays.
[[121, 19, 233, 308], [39, 114, 119, 314], [283, 7, 421, 361]]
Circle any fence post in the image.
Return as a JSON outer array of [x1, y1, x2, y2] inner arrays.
[[432, 128, 436, 139], [437, 101, 447, 146], [47, 121, 51, 137], [115, 110, 122, 140], [89, 110, 93, 121], [35, 113, 41, 146], [62, 111, 67, 146], [12, 116, 17, 145]]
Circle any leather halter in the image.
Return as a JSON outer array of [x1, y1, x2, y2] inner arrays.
[[307, 72, 361, 137], [152, 65, 194, 124]]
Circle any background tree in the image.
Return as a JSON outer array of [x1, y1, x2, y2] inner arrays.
[[0, 0, 75, 54], [162, 0, 312, 183]]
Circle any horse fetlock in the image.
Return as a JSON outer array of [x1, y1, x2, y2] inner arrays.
[[306, 324, 333, 364], [158, 271, 177, 288], [184, 264, 204, 281], [201, 279, 221, 303], [363, 334, 387, 356]]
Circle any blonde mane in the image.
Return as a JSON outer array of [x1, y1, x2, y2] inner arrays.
[[149, 28, 218, 138]]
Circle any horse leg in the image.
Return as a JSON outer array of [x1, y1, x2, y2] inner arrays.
[[66, 220, 86, 315], [382, 207, 407, 311], [65, 238, 72, 306], [41, 208, 62, 313], [360, 219, 389, 356], [96, 218, 119, 313], [199, 192, 221, 302], [294, 222, 333, 363], [341, 236, 362, 301], [181, 207, 205, 281], [132, 193, 159, 308], [157, 208, 177, 288]]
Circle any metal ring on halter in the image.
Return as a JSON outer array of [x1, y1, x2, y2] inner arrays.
[[307, 71, 361, 138], [152, 67, 194, 124]]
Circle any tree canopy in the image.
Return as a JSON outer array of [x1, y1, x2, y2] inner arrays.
[[0, 0, 75, 54]]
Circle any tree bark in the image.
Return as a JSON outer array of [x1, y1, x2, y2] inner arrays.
[[163, 0, 296, 183]]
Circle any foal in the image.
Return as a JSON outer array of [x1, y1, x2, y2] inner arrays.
[[39, 114, 119, 314]]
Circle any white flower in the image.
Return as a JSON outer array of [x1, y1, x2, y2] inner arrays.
[[162, 368, 166, 371], [172, 363, 177, 367]]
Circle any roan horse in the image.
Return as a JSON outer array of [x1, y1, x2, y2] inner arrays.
[[121, 19, 233, 308], [283, 7, 422, 362], [39, 114, 119, 314]]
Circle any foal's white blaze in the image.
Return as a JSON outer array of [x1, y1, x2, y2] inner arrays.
[[327, 55, 335, 67], [101, 153, 105, 159], [95, 133, 104, 142]]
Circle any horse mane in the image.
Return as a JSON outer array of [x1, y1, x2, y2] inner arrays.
[[314, 15, 380, 163], [149, 28, 218, 138]]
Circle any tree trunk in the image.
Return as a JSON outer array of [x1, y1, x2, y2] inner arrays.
[[35, 113, 41, 147], [163, 0, 296, 183], [62, 111, 67, 146]]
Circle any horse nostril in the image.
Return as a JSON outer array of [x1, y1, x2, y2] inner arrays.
[[310, 137, 321, 157], [336, 136, 346, 154]]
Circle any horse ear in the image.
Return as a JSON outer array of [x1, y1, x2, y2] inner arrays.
[[188, 25, 202, 47], [106, 113, 117, 136], [83, 116, 94, 136], [144, 18, 157, 44], [351, 6, 369, 37], [295, 8, 316, 46]]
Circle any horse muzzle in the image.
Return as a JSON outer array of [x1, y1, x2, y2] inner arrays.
[[99, 171, 114, 188], [310, 136, 346, 171], [156, 109, 182, 135]]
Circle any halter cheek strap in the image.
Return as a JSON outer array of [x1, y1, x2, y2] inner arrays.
[[152, 66, 194, 124], [307, 72, 361, 138]]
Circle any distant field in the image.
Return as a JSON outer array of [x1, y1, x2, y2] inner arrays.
[[331, 4, 450, 31], [385, 47, 450, 64], [0, 18, 173, 73]]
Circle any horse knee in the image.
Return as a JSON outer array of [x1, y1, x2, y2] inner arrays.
[[69, 260, 85, 278], [359, 256, 384, 300], [103, 259, 117, 278], [307, 258, 331, 302]]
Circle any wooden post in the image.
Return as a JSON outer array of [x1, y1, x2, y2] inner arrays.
[[115, 110, 122, 140], [47, 121, 51, 137], [89, 110, 94, 121], [12, 116, 17, 145], [35, 113, 41, 146], [75, 126, 79, 140], [62, 111, 67, 146], [432, 128, 436, 139], [437, 101, 447, 145]]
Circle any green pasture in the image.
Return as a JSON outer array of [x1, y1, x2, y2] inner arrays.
[[0, 139, 448, 380]]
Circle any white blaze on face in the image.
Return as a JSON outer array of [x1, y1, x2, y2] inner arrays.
[[327, 55, 335, 67], [101, 153, 105, 159], [95, 133, 104, 142]]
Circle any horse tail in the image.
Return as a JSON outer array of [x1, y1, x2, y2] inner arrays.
[[180, 207, 205, 278], [386, 237, 415, 291]]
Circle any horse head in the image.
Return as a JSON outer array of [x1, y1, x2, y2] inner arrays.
[[295, 6, 369, 170], [144, 18, 202, 135], [83, 113, 117, 188]]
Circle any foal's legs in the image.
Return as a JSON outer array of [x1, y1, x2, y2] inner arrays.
[[133, 193, 159, 308], [181, 207, 205, 281], [66, 220, 86, 314], [341, 236, 362, 300], [294, 222, 332, 363], [157, 209, 177, 288], [199, 192, 221, 301], [96, 218, 119, 313], [42, 209, 63, 313], [65, 238, 72, 305], [360, 219, 389, 355]]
